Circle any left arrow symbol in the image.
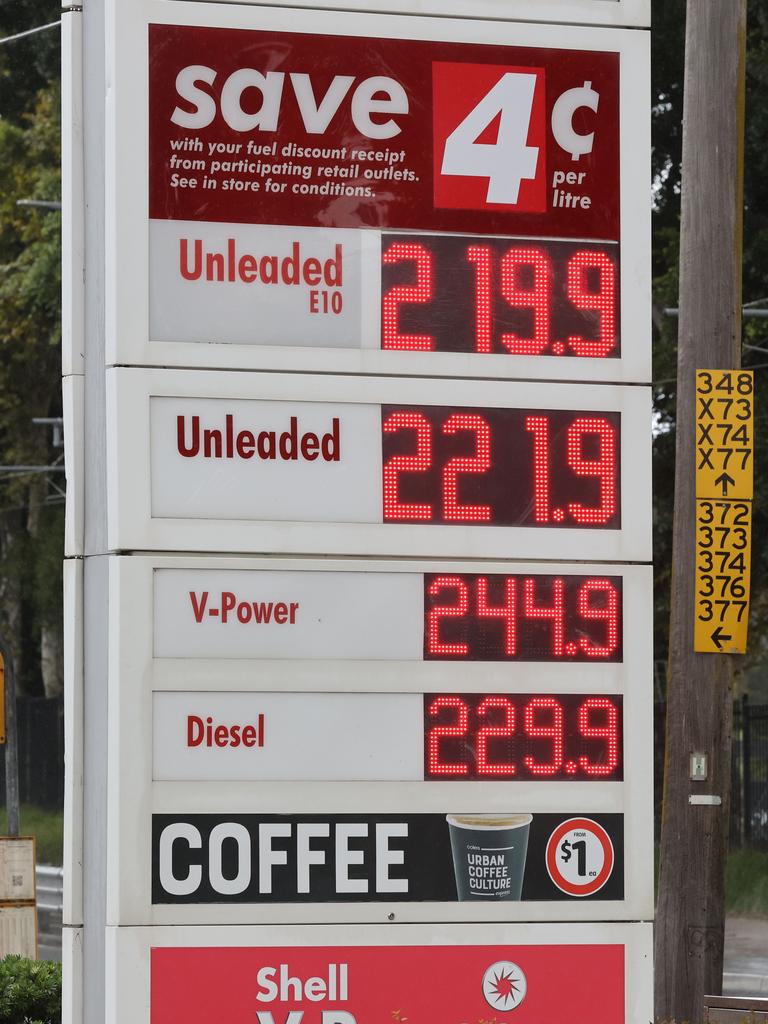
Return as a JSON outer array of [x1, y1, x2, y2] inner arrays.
[[711, 626, 733, 650]]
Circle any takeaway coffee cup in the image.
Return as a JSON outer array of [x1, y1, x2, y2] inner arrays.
[[446, 813, 532, 901]]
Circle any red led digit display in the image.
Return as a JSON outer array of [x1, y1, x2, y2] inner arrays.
[[382, 405, 621, 529], [424, 693, 623, 780], [424, 573, 622, 662], [382, 233, 619, 358]]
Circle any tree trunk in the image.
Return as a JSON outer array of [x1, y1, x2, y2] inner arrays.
[[40, 621, 63, 697]]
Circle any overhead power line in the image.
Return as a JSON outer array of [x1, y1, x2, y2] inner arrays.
[[0, 20, 60, 46]]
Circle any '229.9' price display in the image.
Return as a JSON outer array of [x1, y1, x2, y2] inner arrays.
[[424, 693, 623, 780], [382, 234, 620, 358], [382, 405, 620, 528], [424, 574, 622, 661]]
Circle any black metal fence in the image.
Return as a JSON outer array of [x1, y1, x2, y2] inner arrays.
[[655, 697, 768, 848], [0, 696, 64, 810], [734, 697, 768, 847]]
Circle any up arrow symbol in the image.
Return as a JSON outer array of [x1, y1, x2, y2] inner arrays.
[[715, 471, 736, 496]]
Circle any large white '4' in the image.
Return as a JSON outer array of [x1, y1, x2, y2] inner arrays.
[[441, 72, 540, 205]]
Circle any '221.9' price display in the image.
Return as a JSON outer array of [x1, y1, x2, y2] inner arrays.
[[382, 234, 619, 358], [425, 693, 623, 780], [424, 574, 622, 661], [382, 405, 620, 528]]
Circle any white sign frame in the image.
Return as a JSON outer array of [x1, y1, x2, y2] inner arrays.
[[107, 921, 654, 1024], [106, 553, 653, 925], [159, 0, 651, 29], [106, 0, 651, 383], [106, 368, 652, 561]]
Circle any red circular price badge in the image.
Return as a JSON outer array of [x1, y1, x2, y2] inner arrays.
[[545, 817, 614, 896]]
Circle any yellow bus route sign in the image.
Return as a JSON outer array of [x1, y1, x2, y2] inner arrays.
[[694, 370, 754, 654], [695, 369, 754, 500], [694, 499, 752, 653]]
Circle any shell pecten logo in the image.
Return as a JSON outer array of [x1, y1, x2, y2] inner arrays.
[[482, 960, 527, 1012]]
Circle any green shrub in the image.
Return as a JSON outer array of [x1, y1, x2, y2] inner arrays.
[[726, 845, 768, 915], [0, 956, 61, 1023]]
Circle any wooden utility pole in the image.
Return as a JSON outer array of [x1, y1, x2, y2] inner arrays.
[[655, 3, 747, 1022]]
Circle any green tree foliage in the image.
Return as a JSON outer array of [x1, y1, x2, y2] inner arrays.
[[0, 75, 62, 695], [650, 0, 685, 667], [651, 0, 768, 678], [0, 2, 61, 126], [0, 955, 61, 1023]]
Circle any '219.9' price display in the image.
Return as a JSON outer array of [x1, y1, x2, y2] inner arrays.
[[382, 234, 619, 358], [382, 405, 620, 528], [424, 573, 622, 661], [425, 693, 623, 780]]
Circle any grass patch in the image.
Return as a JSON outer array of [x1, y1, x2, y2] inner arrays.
[[726, 846, 768, 915], [0, 804, 63, 865]]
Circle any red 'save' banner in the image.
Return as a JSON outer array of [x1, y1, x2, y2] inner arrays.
[[149, 25, 619, 238]]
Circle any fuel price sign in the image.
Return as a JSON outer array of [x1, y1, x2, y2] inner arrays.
[[152, 690, 624, 783], [101, 553, 653, 927], [166, 570, 622, 663], [148, 558, 649, 670], [65, 1, 654, 1020], [106, 5, 650, 380], [109, 369, 651, 560]]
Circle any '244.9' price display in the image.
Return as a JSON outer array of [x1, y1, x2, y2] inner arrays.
[[424, 573, 622, 661]]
